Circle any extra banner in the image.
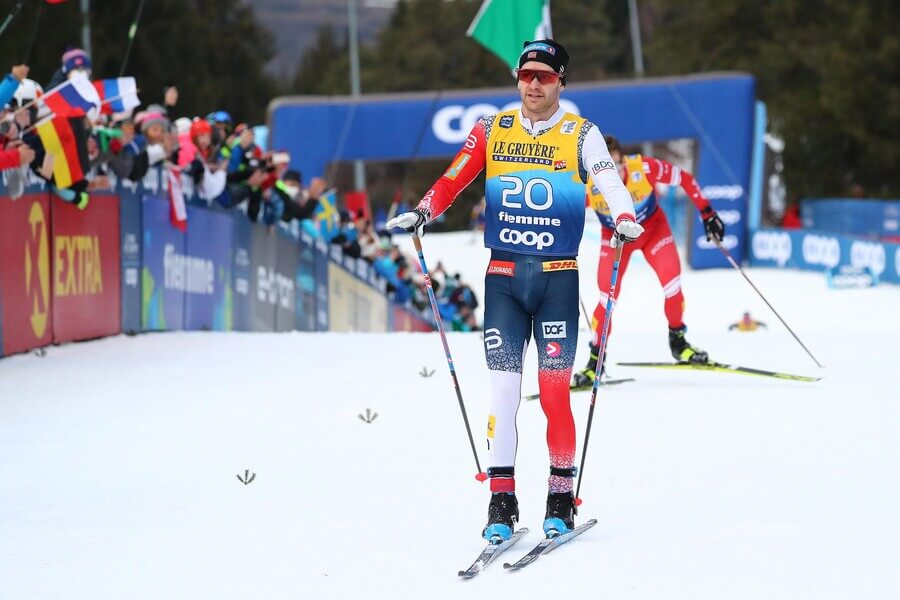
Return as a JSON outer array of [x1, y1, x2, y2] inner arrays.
[[51, 194, 121, 343], [0, 194, 52, 355]]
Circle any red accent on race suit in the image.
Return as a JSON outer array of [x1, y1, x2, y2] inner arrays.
[[415, 121, 487, 219], [585, 156, 712, 225], [538, 367, 576, 493], [642, 156, 711, 215], [591, 209, 685, 344]]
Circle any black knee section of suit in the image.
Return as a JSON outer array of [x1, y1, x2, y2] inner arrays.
[[488, 466, 515, 478], [550, 466, 577, 478]]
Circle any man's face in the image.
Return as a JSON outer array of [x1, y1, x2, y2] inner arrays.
[[516, 60, 563, 116]]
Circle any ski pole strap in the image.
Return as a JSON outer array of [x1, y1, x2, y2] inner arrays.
[[487, 466, 515, 479], [550, 466, 577, 478]]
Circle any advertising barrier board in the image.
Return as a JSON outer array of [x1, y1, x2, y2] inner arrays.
[[141, 196, 186, 330], [184, 206, 233, 331], [0, 194, 52, 355], [749, 228, 900, 285], [51, 194, 121, 343]]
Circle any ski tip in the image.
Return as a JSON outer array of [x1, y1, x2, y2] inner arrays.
[[502, 562, 513, 569], [475, 472, 488, 482]]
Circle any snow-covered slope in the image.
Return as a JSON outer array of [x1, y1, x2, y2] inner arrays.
[[1, 224, 898, 599]]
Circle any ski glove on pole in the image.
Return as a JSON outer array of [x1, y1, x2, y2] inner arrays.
[[387, 209, 429, 237], [611, 216, 644, 247], [701, 206, 726, 242]]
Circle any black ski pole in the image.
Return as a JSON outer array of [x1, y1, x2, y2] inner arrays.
[[714, 238, 823, 368], [0, 0, 27, 40], [411, 234, 487, 482], [119, 0, 147, 77], [574, 235, 626, 507]]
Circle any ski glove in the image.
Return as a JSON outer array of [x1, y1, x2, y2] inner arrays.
[[611, 217, 644, 248], [702, 207, 726, 243], [387, 209, 428, 237]]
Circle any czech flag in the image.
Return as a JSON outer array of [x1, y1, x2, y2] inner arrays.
[[35, 116, 89, 189], [93, 77, 140, 115], [41, 73, 100, 118]]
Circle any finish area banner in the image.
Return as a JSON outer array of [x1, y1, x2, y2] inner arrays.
[[0, 194, 53, 355], [51, 195, 121, 343]]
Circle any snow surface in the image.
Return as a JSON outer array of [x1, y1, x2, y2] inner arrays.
[[2, 218, 899, 599]]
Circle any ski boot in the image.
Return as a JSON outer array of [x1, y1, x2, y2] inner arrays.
[[482, 492, 519, 543], [668, 325, 709, 363], [572, 344, 606, 387], [543, 491, 576, 537]]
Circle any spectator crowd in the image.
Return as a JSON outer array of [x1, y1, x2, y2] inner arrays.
[[1, 48, 480, 330]]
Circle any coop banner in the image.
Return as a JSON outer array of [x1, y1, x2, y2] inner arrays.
[[51, 194, 121, 343], [749, 228, 900, 285]]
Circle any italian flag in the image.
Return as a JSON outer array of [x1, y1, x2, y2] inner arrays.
[[467, 0, 553, 71]]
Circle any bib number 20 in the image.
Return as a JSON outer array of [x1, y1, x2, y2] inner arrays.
[[500, 175, 553, 211]]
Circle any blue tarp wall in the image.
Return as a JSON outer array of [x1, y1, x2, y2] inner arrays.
[[270, 72, 757, 269]]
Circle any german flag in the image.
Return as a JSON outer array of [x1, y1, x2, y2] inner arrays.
[[35, 116, 89, 189]]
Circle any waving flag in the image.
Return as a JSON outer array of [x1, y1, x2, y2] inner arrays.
[[35, 115, 89, 189], [41, 73, 100, 118], [467, 0, 552, 70], [166, 169, 188, 231], [93, 77, 140, 115], [315, 189, 339, 240]]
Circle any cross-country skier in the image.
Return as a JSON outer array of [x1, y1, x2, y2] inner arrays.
[[388, 40, 644, 541], [572, 135, 726, 387]]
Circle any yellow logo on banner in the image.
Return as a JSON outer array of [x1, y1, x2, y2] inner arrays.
[[487, 415, 496, 439], [55, 235, 104, 297], [25, 202, 50, 338]]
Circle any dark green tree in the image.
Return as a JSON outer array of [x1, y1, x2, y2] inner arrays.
[[290, 23, 350, 96], [0, 0, 277, 123], [646, 0, 899, 198], [285, 0, 630, 229]]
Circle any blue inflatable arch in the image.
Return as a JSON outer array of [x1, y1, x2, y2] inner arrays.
[[269, 72, 756, 268]]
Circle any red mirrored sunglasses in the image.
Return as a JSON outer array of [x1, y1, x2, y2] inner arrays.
[[515, 69, 560, 85]]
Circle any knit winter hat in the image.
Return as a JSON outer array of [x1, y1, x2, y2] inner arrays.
[[62, 48, 92, 74], [518, 39, 569, 84], [139, 111, 169, 133]]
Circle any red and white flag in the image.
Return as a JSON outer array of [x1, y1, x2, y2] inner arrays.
[[167, 169, 187, 231]]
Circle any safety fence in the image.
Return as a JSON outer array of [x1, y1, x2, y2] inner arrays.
[[0, 168, 433, 359]]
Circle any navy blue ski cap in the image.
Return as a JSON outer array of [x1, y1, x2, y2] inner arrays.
[[518, 39, 569, 83]]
